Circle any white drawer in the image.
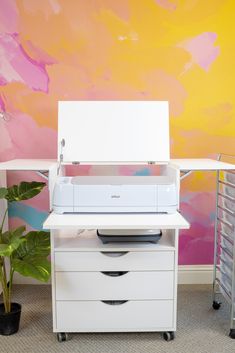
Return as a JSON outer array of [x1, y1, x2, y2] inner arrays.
[[55, 251, 174, 271], [56, 271, 174, 300], [56, 300, 174, 331]]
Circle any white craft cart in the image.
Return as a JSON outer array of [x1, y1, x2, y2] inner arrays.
[[44, 212, 189, 341], [44, 101, 190, 341], [1, 157, 234, 340]]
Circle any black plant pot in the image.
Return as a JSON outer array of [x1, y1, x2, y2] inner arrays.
[[0, 303, 21, 335]]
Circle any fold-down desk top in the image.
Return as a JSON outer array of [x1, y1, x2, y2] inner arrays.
[[171, 159, 235, 171], [0, 158, 234, 172], [0, 159, 57, 171]]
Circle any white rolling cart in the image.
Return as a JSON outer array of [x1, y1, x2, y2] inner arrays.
[[209, 154, 235, 338], [1, 101, 234, 341], [44, 212, 189, 342], [43, 101, 190, 341], [1, 155, 234, 341], [172, 156, 235, 338]]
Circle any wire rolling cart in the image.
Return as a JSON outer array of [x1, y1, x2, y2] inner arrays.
[[212, 153, 235, 338]]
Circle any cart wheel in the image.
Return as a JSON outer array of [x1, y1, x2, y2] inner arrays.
[[163, 331, 175, 341], [212, 301, 221, 310], [229, 329, 235, 339], [57, 332, 69, 342]]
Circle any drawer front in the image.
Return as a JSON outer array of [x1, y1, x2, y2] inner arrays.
[[56, 271, 174, 300], [56, 300, 174, 331], [55, 251, 174, 271]]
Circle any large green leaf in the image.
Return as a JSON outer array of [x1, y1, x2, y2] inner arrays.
[[0, 187, 8, 199], [12, 257, 51, 282], [0, 230, 10, 244], [14, 231, 50, 259], [0, 237, 25, 257], [12, 231, 51, 282], [11, 226, 26, 239], [0, 244, 11, 256], [6, 181, 46, 202], [0, 226, 26, 256], [1, 226, 26, 244]]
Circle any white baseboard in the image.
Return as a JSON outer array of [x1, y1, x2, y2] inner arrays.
[[178, 265, 213, 284]]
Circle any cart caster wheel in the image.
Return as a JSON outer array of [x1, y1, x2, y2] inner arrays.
[[229, 329, 235, 339], [57, 332, 69, 342], [212, 301, 221, 310], [163, 331, 175, 341]]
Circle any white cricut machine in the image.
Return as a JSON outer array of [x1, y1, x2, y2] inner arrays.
[[52, 176, 178, 214], [53, 100, 179, 243]]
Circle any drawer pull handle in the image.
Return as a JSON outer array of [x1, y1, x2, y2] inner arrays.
[[101, 271, 128, 277], [100, 252, 129, 257], [101, 300, 128, 306]]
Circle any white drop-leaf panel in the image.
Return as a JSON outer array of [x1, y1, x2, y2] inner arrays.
[[0, 159, 57, 171], [171, 159, 235, 171]]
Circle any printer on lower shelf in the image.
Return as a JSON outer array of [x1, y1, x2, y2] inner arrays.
[[97, 229, 162, 244]]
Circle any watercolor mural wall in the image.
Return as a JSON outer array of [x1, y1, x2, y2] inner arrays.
[[0, 0, 234, 265]]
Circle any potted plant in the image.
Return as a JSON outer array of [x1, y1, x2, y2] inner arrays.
[[0, 181, 51, 335]]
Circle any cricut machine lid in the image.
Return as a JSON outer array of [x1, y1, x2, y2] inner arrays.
[[58, 100, 170, 164]]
